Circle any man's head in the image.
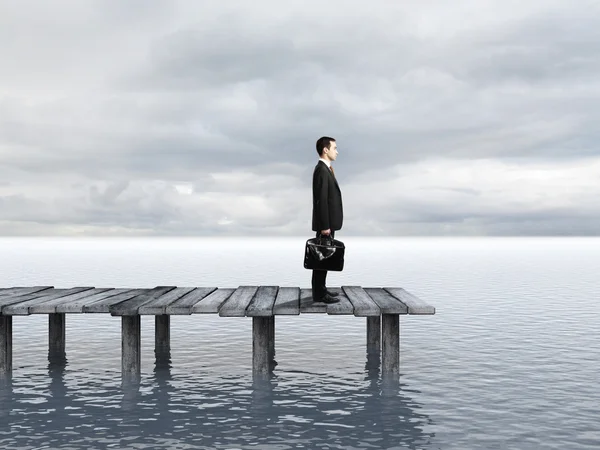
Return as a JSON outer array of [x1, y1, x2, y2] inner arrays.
[[316, 136, 338, 162]]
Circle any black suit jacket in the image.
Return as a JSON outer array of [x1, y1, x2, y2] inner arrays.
[[312, 160, 343, 231]]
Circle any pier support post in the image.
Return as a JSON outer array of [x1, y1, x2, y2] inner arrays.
[[268, 316, 275, 362], [155, 315, 170, 353], [0, 316, 12, 376], [381, 314, 399, 379], [366, 316, 381, 353], [253, 317, 270, 378], [122, 315, 141, 376], [49, 313, 66, 355]]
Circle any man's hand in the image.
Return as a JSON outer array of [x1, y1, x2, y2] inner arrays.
[[320, 228, 331, 235]]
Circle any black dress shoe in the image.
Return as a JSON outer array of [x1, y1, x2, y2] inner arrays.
[[326, 290, 339, 297], [313, 293, 340, 304]]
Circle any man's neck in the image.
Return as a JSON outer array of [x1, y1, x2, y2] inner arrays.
[[319, 157, 331, 167]]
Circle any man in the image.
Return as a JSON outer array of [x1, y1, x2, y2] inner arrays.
[[311, 136, 343, 304]]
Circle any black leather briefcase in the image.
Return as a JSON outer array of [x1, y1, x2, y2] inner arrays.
[[304, 234, 345, 271]]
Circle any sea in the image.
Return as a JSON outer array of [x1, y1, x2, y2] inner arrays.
[[0, 236, 598, 450]]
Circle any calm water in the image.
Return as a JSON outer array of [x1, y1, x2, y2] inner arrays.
[[0, 237, 598, 449]]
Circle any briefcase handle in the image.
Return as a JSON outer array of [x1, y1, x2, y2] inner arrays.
[[318, 233, 334, 243]]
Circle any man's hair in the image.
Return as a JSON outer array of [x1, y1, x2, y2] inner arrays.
[[316, 136, 335, 157]]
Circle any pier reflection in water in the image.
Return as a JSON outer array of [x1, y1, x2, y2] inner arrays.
[[0, 348, 434, 449]]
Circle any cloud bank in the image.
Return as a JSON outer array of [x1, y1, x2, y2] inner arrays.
[[1, 0, 599, 236]]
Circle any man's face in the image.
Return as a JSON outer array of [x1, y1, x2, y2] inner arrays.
[[325, 141, 338, 161]]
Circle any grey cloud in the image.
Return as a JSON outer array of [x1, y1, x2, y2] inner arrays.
[[111, 7, 599, 170], [453, 11, 600, 85], [1, 1, 599, 236], [0, 169, 309, 235], [140, 27, 298, 88], [0, 189, 188, 235], [4, 4, 598, 179]]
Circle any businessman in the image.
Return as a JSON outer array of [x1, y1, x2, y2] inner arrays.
[[311, 136, 343, 304]]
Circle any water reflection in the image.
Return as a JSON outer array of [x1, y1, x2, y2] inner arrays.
[[0, 349, 435, 449], [0, 375, 11, 422]]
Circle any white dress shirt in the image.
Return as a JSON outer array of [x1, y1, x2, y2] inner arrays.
[[319, 157, 331, 168]]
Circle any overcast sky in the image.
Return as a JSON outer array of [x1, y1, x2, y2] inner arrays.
[[1, 0, 599, 236]]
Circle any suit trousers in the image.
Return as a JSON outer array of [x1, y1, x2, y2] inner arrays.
[[311, 230, 335, 299]]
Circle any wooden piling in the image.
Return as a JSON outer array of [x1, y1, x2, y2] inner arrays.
[[253, 317, 270, 377], [381, 314, 399, 379], [155, 315, 170, 353], [0, 316, 12, 376], [268, 316, 275, 360], [367, 316, 381, 353], [49, 313, 66, 355], [122, 315, 141, 376]]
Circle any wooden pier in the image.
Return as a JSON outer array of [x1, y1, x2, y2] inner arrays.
[[0, 286, 435, 380]]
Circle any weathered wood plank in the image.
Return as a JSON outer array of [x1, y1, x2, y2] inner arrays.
[[218, 286, 259, 317], [82, 289, 148, 313], [273, 287, 300, 315], [342, 286, 381, 316], [192, 288, 235, 314], [324, 287, 354, 315], [166, 287, 217, 315], [137, 287, 196, 315], [384, 288, 435, 314], [30, 288, 114, 314], [299, 289, 326, 313], [110, 287, 177, 316], [363, 288, 408, 314], [246, 286, 278, 317], [2, 288, 95, 316], [0, 287, 54, 307], [54, 288, 124, 313], [0, 286, 53, 299]]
